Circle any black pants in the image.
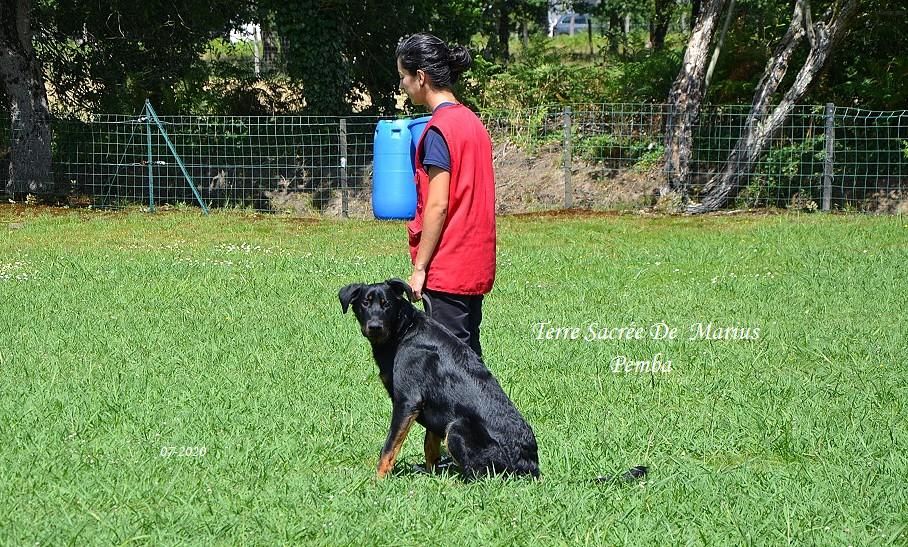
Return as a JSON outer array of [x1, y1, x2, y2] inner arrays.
[[422, 289, 484, 358]]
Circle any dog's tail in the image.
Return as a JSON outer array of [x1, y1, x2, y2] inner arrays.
[[593, 465, 648, 484]]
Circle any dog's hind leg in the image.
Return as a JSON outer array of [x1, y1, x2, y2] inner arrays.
[[444, 418, 497, 478], [424, 430, 442, 472], [443, 419, 470, 472]]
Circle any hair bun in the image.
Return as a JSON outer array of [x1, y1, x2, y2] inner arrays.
[[448, 45, 473, 77]]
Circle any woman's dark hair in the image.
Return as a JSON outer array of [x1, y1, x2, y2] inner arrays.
[[396, 33, 472, 89]]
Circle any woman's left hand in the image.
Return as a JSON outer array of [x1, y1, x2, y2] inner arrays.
[[409, 268, 426, 301]]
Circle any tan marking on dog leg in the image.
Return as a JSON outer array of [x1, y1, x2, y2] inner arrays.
[[377, 412, 417, 478], [424, 430, 442, 472]]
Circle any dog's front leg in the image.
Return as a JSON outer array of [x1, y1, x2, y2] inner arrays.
[[377, 403, 419, 478]]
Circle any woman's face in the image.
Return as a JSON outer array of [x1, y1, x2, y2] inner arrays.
[[397, 58, 426, 106]]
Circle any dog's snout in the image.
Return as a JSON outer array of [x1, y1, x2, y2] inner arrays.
[[366, 321, 383, 332]]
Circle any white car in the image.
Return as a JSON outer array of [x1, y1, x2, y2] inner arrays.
[[553, 13, 601, 35]]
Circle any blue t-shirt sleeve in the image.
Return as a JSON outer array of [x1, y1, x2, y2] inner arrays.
[[420, 127, 451, 172]]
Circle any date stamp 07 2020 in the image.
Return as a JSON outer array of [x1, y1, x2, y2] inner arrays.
[[160, 446, 207, 458]]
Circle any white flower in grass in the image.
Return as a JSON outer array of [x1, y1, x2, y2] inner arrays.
[[0, 260, 35, 282]]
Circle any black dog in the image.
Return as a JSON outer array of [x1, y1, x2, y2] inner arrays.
[[339, 278, 540, 479]]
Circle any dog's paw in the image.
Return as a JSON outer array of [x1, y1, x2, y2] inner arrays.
[[412, 456, 460, 476], [594, 465, 648, 484]]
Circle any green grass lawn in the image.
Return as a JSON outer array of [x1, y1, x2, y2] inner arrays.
[[1, 207, 906, 545]]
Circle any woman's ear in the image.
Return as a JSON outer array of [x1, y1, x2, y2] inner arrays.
[[416, 69, 427, 87]]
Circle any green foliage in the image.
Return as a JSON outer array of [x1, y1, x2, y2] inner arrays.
[[480, 0, 549, 62], [266, 0, 350, 115], [805, 0, 908, 109], [610, 49, 681, 102], [15, 0, 906, 117], [633, 143, 665, 171], [489, 62, 611, 108], [463, 33, 683, 110], [456, 53, 506, 111], [266, 0, 483, 115], [702, 0, 908, 109], [34, 0, 253, 114], [736, 135, 826, 208], [463, 35, 615, 110], [184, 40, 306, 115], [575, 134, 663, 169]]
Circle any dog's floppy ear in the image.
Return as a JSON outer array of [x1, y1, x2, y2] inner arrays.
[[386, 278, 415, 302], [339, 283, 365, 313]]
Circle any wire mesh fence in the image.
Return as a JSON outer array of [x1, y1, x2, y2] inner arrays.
[[835, 107, 908, 212], [689, 104, 830, 209], [46, 112, 381, 216], [2, 103, 907, 215]]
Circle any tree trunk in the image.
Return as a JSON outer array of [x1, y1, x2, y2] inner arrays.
[[261, 15, 280, 73], [608, 11, 621, 54], [587, 18, 593, 56], [687, 0, 858, 213], [705, 0, 736, 88], [652, 0, 674, 50], [279, 34, 291, 71], [483, 0, 512, 62], [691, 0, 702, 30], [252, 25, 261, 77], [497, 3, 511, 62], [0, 0, 54, 198], [661, 0, 726, 198]]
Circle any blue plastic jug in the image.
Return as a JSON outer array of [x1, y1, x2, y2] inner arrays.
[[372, 116, 431, 220]]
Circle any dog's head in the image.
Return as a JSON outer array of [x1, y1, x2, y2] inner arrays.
[[339, 278, 416, 344]]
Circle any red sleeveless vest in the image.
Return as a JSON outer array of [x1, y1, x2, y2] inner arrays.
[[407, 104, 496, 295]]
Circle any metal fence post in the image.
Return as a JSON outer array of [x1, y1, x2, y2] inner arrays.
[[339, 118, 348, 218], [823, 102, 835, 211], [144, 100, 209, 214], [144, 104, 154, 212], [563, 107, 573, 209]]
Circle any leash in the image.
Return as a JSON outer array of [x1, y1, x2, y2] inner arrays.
[[420, 292, 433, 317]]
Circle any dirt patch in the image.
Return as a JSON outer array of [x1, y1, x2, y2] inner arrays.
[[861, 189, 908, 214], [493, 142, 658, 214], [265, 167, 375, 219]]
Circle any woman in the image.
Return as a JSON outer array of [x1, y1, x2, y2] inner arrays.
[[395, 33, 496, 358]]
